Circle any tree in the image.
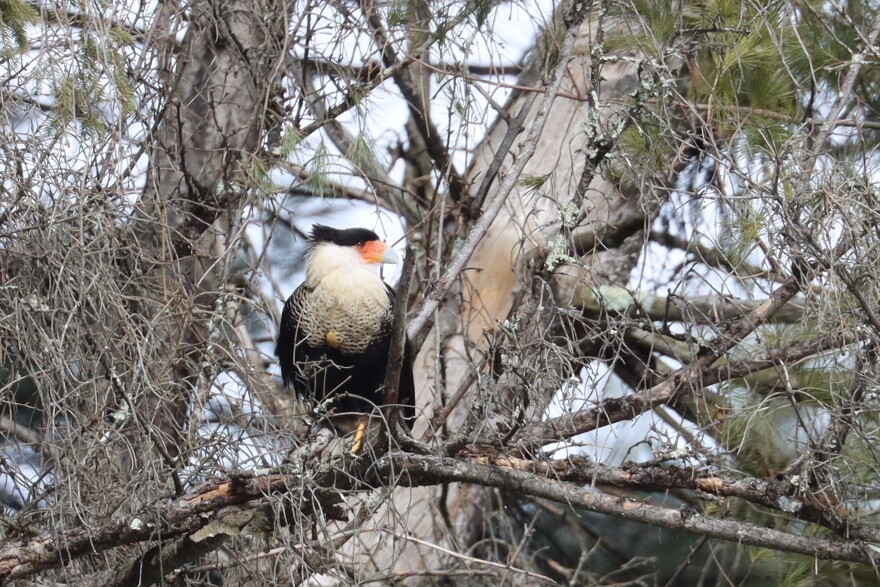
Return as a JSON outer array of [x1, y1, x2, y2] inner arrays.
[[2, 0, 880, 585]]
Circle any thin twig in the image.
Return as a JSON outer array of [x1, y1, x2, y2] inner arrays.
[[398, 533, 557, 584], [382, 245, 416, 441]]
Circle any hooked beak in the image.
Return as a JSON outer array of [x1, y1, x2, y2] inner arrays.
[[380, 245, 399, 265]]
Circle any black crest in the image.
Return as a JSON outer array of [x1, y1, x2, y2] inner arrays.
[[309, 224, 381, 247]]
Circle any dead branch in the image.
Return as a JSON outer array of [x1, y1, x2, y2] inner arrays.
[[514, 328, 860, 448]]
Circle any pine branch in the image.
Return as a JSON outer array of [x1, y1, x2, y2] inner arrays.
[[295, 62, 417, 223], [649, 229, 775, 282], [354, 0, 470, 208], [508, 286, 857, 448]]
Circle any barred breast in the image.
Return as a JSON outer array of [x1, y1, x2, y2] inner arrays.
[[295, 269, 392, 355]]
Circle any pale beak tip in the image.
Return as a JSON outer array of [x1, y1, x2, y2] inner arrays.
[[381, 245, 400, 265]]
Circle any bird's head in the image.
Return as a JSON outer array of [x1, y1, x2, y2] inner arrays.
[[305, 224, 399, 281]]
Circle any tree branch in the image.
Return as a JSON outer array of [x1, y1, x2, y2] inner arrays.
[[574, 288, 807, 324], [0, 472, 344, 582], [355, 0, 470, 208], [383, 245, 416, 439], [8, 436, 880, 583], [446, 453, 880, 543], [376, 453, 880, 566], [508, 288, 858, 448]]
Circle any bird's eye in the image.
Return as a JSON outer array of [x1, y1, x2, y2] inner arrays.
[[355, 241, 366, 249]]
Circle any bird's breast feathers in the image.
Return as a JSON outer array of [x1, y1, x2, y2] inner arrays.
[[298, 268, 391, 354]]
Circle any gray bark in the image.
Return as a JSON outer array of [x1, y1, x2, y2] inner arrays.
[[131, 0, 289, 458], [343, 10, 659, 579]]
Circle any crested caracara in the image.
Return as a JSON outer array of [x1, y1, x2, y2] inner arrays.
[[275, 224, 416, 452]]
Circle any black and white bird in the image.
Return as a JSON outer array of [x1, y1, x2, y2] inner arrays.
[[275, 225, 415, 452]]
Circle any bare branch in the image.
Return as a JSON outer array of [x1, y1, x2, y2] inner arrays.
[[517, 328, 859, 447], [376, 454, 880, 566]]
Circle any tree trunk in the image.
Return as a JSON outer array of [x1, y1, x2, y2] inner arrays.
[[131, 0, 288, 461], [346, 10, 658, 579]]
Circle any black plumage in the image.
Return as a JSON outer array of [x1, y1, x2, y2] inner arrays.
[[275, 225, 416, 436]]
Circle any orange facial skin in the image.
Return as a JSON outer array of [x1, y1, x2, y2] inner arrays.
[[357, 240, 389, 264]]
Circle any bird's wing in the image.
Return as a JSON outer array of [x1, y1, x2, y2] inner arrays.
[[276, 285, 308, 391]]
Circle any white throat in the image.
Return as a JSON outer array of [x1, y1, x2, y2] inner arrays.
[[304, 242, 380, 287]]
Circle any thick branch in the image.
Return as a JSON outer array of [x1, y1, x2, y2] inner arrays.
[[7, 440, 880, 583], [377, 454, 880, 566], [447, 453, 880, 543], [575, 288, 807, 324], [0, 472, 343, 582]]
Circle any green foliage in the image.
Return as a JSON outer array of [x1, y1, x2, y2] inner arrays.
[[104, 33, 135, 116], [468, 0, 496, 28], [714, 25, 797, 108], [386, 0, 416, 27], [305, 143, 332, 196], [736, 364, 851, 406], [618, 0, 880, 147], [535, 8, 567, 72], [688, 8, 798, 146], [51, 29, 136, 130], [345, 133, 382, 178], [248, 157, 273, 201], [719, 394, 793, 476], [275, 127, 304, 159], [753, 548, 880, 587], [606, 0, 681, 56], [613, 118, 671, 192], [841, 434, 880, 487], [0, 0, 37, 50], [517, 173, 550, 199], [611, 1, 804, 149], [54, 72, 104, 131], [716, 201, 764, 270], [107, 26, 134, 46], [794, 1, 880, 129], [706, 494, 878, 586]]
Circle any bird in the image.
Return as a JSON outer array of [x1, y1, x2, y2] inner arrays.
[[275, 224, 416, 453]]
